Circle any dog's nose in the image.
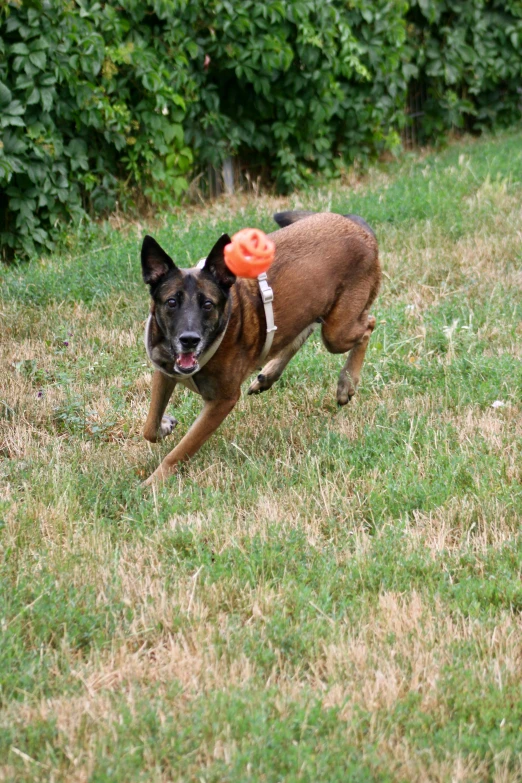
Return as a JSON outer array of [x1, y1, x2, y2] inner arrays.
[[179, 332, 201, 351]]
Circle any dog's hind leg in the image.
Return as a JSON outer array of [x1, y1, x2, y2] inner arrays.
[[321, 294, 376, 405], [336, 315, 376, 405], [143, 370, 178, 442], [248, 324, 316, 395]]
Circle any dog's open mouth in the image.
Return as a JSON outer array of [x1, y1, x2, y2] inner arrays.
[[175, 352, 199, 374]]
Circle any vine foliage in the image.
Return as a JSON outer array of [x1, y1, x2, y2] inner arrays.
[[1, 0, 521, 258]]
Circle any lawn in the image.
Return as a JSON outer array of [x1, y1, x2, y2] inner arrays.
[[1, 130, 521, 782]]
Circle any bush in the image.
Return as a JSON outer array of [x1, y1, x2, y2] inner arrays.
[[1, 0, 521, 260], [406, 0, 522, 140], [0, 0, 194, 258], [183, 0, 408, 191]]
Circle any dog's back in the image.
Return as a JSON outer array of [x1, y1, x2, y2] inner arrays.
[[273, 210, 376, 239], [264, 212, 379, 342]]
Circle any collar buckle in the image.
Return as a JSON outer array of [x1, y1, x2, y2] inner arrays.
[[258, 272, 274, 306]]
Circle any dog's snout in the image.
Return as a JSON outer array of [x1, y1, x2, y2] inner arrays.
[[179, 332, 201, 351]]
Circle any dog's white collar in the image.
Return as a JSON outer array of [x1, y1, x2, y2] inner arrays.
[[256, 271, 277, 366]]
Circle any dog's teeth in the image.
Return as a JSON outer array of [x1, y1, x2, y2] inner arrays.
[[177, 352, 197, 370]]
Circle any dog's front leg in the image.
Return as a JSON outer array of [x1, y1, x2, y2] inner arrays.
[[143, 395, 239, 485], [143, 370, 177, 443]]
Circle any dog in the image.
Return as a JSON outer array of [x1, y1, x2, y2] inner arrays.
[[141, 211, 380, 485]]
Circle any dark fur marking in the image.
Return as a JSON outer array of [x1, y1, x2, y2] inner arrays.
[[142, 235, 178, 287], [142, 235, 233, 368], [200, 234, 235, 291]]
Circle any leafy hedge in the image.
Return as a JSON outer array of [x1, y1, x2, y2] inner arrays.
[[407, 0, 522, 138], [1, 0, 521, 259], [0, 0, 195, 257]]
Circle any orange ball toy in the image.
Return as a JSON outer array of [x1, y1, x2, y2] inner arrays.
[[224, 228, 275, 278]]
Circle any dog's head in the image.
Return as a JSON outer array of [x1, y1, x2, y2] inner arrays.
[[141, 233, 235, 374]]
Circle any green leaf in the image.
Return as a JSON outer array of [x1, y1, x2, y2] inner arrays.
[[29, 51, 47, 70], [67, 139, 88, 157], [2, 131, 27, 155], [40, 89, 54, 111], [27, 87, 40, 105], [1, 115, 25, 128], [10, 42, 29, 55], [0, 81, 12, 107], [5, 100, 25, 116]]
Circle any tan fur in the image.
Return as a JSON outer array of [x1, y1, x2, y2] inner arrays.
[[143, 213, 380, 485]]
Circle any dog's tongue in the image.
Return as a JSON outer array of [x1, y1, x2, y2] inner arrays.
[[177, 352, 196, 370]]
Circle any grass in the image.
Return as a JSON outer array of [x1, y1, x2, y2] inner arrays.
[[1, 128, 522, 782]]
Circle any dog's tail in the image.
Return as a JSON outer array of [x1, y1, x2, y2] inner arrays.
[[273, 210, 375, 238]]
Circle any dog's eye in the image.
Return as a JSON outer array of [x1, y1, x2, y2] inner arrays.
[[202, 301, 214, 311], [166, 298, 177, 309]]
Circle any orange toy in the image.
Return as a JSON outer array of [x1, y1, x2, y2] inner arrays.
[[224, 228, 275, 278]]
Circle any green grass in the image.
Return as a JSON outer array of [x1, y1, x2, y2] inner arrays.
[[1, 129, 522, 782]]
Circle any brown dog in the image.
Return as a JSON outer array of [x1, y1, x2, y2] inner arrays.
[[141, 211, 380, 485]]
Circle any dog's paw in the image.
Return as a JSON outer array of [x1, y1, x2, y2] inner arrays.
[[248, 374, 268, 395], [142, 462, 175, 487], [158, 414, 178, 439], [337, 379, 356, 406]]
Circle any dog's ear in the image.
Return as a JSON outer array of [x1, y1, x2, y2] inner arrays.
[[141, 235, 178, 286], [201, 234, 235, 290]]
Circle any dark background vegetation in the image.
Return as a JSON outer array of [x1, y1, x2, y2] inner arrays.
[[1, 0, 521, 259]]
